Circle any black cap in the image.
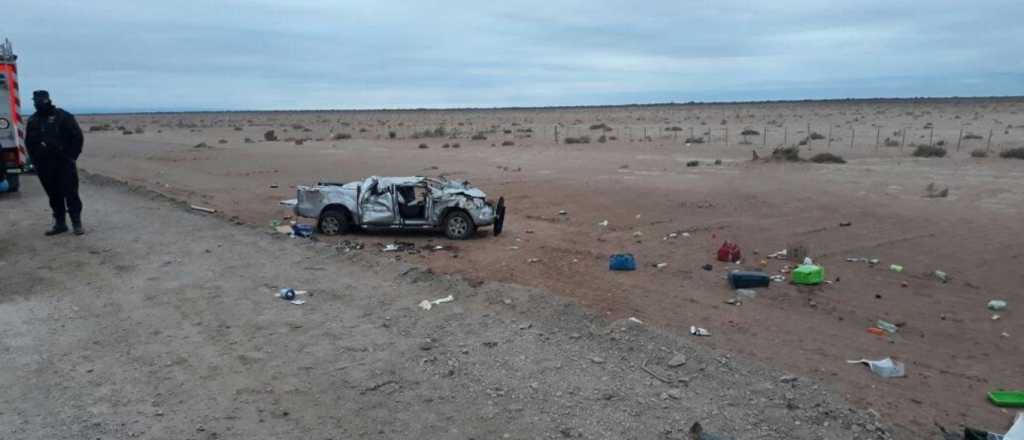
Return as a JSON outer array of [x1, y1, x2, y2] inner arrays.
[[33, 90, 50, 100]]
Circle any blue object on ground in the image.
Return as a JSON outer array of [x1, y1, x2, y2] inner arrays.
[[293, 224, 314, 237], [609, 253, 637, 271], [0, 179, 9, 193]]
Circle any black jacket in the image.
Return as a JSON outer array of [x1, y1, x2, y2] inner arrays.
[[25, 107, 84, 162]]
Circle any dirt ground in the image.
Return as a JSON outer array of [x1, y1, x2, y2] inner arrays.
[[63, 99, 1024, 436], [1, 177, 895, 439]]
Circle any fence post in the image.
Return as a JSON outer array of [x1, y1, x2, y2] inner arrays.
[[807, 123, 812, 148], [554, 125, 559, 144], [827, 126, 833, 150], [987, 128, 993, 152], [875, 126, 880, 151], [689, 127, 694, 142], [850, 127, 855, 149], [784, 126, 788, 145], [724, 128, 728, 147], [956, 127, 963, 152], [929, 126, 934, 147], [763, 127, 767, 146], [900, 128, 906, 152]]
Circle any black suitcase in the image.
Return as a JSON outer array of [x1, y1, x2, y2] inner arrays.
[[728, 271, 770, 289]]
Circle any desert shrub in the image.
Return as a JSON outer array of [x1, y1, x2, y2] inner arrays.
[[121, 130, 133, 135], [451, 143, 461, 148], [332, 133, 352, 140], [264, 130, 278, 141], [501, 140, 515, 146], [809, 132, 826, 140], [598, 135, 607, 143], [418, 143, 429, 149], [714, 159, 722, 165], [912, 145, 947, 158], [291, 123, 305, 130], [564, 136, 591, 144], [294, 139, 305, 145], [963, 133, 983, 140], [684, 136, 704, 144], [970, 149, 987, 158], [193, 142, 210, 149], [442, 143, 451, 148], [359, 128, 368, 133], [999, 147, 1024, 159], [609, 136, 618, 141], [686, 160, 700, 167], [809, 153, 846, 164], [771, 146, 801, 162], [388, 131, 397, 139], [503, 129, 512, 134], [666, 126, 683, 131], [471, 133, 487, 141], [89, 124, 112, 132], [741, 129, 760, 136], [589, 123, 612, 131], [133, 126, 145, 134], [413, 126, 447, 138], [233, 126, 243, 131], [218, 139, 228, 144], [936, 140, 946, 146], [244, 137, 254, 144], [924, 183, 948, 198], [884, 137, 900, 147]]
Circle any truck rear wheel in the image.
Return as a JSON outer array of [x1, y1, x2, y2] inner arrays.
[[6, 173, 18, 192], [318, 208, 351, 236]]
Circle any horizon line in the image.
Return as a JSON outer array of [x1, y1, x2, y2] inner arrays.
[[77, 95, 1024, 116]]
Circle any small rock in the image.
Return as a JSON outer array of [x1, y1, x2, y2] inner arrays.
[[780, 375, 798, 384], [590, 356, 606, 364], [665, 388, 684, 400], [418, 339, 435, 351], [667, 354, 688, 368]]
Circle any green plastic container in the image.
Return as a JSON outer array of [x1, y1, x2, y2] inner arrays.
[[792, 265, 825, 285], [988, 391, 1024, 407]]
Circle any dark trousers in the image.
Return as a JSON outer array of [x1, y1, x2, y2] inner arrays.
[[35, 158, 82, 222]]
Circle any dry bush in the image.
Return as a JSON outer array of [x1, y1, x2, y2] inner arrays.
[[589, 123, 612, 131], [970, 149, 987, 158], [332, 133, 352, 140], [564, 136, 591, 144], [809, 132, 826, 140], [442, 143, 450, 149], [122, 130, 133, 135], [884, 137, 900, 147], [684, 136, 704, 144], [771, 146, 801, 162], [686, 160, 700, 167], [666, 126, 683, 131], [233, 126, 243, 131], [598, 135, 607, 143], [924, 182, 949, 198], [88, 124, 112, 132], [1000, 147, 1024, 159], [451, 143, 461, 149], [912, 145, 947, 158], [418, 143, 429, 149], [741, 129, 760, 136], [244, 137, 254, 144], [471, 133, 487, 141], [388, 131, 397, 139], [501, 140, 515, 146], [809, 153, 846, 164], [218, 139, 228, 144], [294, 139, 305, 145], [193, 142, 211, 149], [264, 130, 278, 141], [963, 133, 983, 140]]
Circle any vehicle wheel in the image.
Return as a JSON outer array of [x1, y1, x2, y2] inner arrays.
[[493, 197, 505, 236], [7, 173, 18, 192], [444, 210, 475, 240], [318, 208, 351, 236]]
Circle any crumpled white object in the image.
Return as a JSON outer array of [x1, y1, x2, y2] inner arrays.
[[847, 357, 906, 378], [1005, 412, 1024, 440], [689, 326, 711, 336], [803, 257, 813, 265], [418, 295, 454, 310]]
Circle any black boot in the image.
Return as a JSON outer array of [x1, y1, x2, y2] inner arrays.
[[46, 215, 69, 236], [71, 215, 84, 236]]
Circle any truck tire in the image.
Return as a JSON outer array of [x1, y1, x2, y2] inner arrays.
[[493, 197, 505, 236], [443, 210, 475, 240], [7, 173, 18, 192], [318, 208, 351, 236]]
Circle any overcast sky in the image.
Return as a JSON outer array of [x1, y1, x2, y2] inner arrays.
[[7, 0, 1024, 113]]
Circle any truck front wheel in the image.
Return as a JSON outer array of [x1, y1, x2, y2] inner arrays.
[[443, 210, 475, 240], [318, 208, 352, 235]]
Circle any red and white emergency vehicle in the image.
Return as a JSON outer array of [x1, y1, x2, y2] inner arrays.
[[0, 38, 29, 192]]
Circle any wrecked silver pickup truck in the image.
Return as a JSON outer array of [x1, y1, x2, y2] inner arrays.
[[293, 176, 505, 239]]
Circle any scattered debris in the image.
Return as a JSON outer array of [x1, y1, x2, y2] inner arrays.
[[792, 265, 825, 285], [641, 359, 672, 383], [292, 224, 314, 238], [876, 320, 899, 334], [934, 270, 949, 283], [527, 258, 541, 263], [627, 317, 643, 324], [558, 210, 568, 216], [190, 205, 217, 214], [729, 271, 770, 289], [597, 220, 608, 227], [847, 357, 906, 378], [667, 354, 688, 367], [689, 326, 711, 337], [717, 241, 742, 263], [702, 264, 713, 271], [767, 249, 787, 259], [839, 221, 852, 227], [988, 391, 1024, 408], [418, 295, 454, 311], [655, 262, 668, 269], [735, 289, 758, 299], [279, 198, 298, 207], [382, 242, 416, 253], [889, 264, 904, 273], [275, 225, 294, 234], [609, 254, 637, 271]]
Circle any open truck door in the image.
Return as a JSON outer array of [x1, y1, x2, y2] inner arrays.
[[0, 38, 28, 192]]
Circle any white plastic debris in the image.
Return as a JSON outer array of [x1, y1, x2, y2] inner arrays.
[[655, 262, 668, 269], [627, 317, 643, 324], [803, 256, 813, 265], [847, 357, 906, 378], [632, 231, 644, 237], [988, 300, 1008, 311], [598, 220, 609, 227], [689, 326, 711, 336], [681, 232, 690, 238], [279, 198, 298, 207], [768, 249, 787, 259], [382, 244, 401, 252], [1005, 412, 1024, 440], [289, 299, 306, 305], [418, 295, 455, 311], [558, 210, 568, 215]]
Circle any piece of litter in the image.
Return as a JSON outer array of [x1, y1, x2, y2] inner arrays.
[[876, 320, 899, 333], [418, 295, 455, 311], [598, 220, 608, 227], [992, 314, 1001, 321], [633, 231, 643, 237], [383, 244, 401, 252], [655, 262, 668, 269], [558, 210, 568, 215], [627, 317, 643, 324], [275, 225, 294, 234], [279, 198, 298, 207], [803, 256, 813, 265], [988, 300, 1008, 311], [434, 245, 444, 250], [289, 299, 306, 305], [527, 258, 541, 263], [768, 249, 787, 259], [847, 357, 906, 378], [889, 264, 904, 273], [190, 205, 217, 214], [933, 270, 949, 283], [668, 232, 678, 238], [735, 289, 757, 299], [681, 232, 690, 237], [689, 326, 711, 336], [508, 246, 519, 250]]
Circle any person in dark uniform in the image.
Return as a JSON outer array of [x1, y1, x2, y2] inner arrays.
[[25, 90, 85, 235]]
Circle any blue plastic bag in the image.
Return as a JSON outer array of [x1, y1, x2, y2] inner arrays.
[[609, 253, 637, 271], [0, 179, 8, 193]]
